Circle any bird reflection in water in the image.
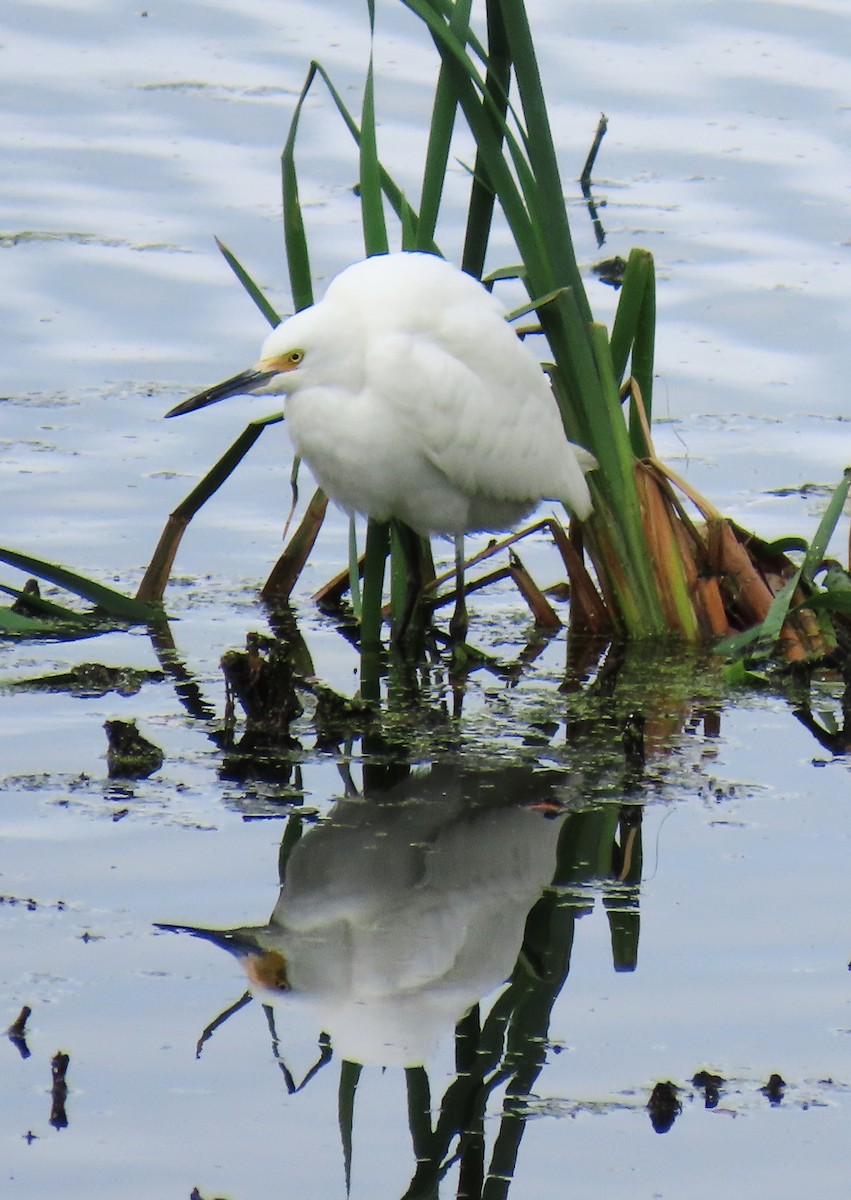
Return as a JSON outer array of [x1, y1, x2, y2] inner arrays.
[[159, 765, 569, 1068]]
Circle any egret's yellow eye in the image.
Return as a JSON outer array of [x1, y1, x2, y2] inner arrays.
[[256, 349, 304, 374]]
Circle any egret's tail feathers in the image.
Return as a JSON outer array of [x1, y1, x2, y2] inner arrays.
[[573, 445, 598, 474], [558, 441, 596, 520], [565, 488, 593, 521]]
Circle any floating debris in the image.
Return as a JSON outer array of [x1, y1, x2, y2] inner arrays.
[[647, 1080, 682, 1133], [104, 719, 164, 779], [50, 1051, 70, 1130]]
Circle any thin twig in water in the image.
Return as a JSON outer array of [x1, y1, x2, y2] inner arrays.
[[580, 112, 608, 189]]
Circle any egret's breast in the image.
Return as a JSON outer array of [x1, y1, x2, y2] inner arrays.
[[285, 383, 468, 532]]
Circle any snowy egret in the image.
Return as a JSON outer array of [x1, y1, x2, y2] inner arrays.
[[166, 251, 596, 636]]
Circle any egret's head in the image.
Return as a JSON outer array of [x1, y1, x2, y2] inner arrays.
[[164, 303, 339, 419], [251, 310, 317, 395]]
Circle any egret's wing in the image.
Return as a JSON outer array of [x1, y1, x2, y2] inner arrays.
[[374, 326, 593, 519]]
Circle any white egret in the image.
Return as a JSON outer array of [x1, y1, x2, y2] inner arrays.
[[166, 251, 596, 637]]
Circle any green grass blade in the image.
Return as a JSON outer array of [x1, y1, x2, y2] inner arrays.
[[418, 0, 474, 247], [587, 326, 667, 630], [609, 248, 654, 379], [540, 294, 607, 450], [763, 535, 809, 555], [801, 468, 851, 586], [359, 1, 389, 256], [0, 547, 161, 623], [504, 287, 569, 323], [171, 414, 284, 521], [138, 413, 283, 603], [214, 237, 280, 327], [389, 523, 408, 628], [282, 64, 318, 311], [402, 2, 563, 296], [348, 516, 362, 620], [716, 473, 850, 660], [401, 1, 541, 278], [715, 571, 802, 659], [628, 253, 655, 428], [0, 579, 106, 637], [801, 590, 851, 616], [0, 582, 93, 621], [0, 608, 100, 637], [402, 2, 593, 402], [360, 520, 390, 699], [482, 263, 526, 284], [400, 200, 418, 250], [311, 64, 426, 244], [356, 4, 394, 665], [609, 248, 656, 454], [460, 0, 509, 278], [492, 0, 590, 317]]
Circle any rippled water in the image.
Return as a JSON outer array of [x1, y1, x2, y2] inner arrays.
[[2, 1, 851, 1197]]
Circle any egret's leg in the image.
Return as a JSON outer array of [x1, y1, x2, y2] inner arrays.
[[449, 534, 468, 643]]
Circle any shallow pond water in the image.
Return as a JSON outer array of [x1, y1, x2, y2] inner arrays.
[[2, 1, 851, 1197]]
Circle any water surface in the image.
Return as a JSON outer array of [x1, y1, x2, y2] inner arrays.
[[2, 1, 851, 1197]]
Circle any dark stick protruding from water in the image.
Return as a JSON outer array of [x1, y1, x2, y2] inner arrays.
[[580, 112, 609, 189]]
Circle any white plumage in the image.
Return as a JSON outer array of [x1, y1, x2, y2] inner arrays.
[[167, 251, 595, 536]]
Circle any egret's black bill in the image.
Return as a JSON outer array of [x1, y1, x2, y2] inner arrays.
[[154, 922, 258, 957], [164, 368, 273, 418]]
